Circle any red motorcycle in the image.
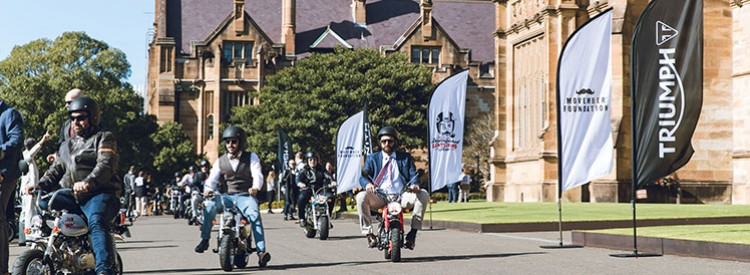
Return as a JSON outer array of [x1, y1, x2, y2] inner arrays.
[[373, 191, 410, 262]]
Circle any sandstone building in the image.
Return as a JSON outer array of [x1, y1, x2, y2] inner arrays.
[[147, 0, 496, 162], [487, 0, 750, 204]]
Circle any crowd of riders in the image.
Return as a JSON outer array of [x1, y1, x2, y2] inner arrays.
[[3, 89, 428, 274]]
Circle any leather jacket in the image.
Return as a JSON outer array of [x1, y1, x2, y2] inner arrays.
[[39, 128, 121, 203], [296, 164, 333, 191]]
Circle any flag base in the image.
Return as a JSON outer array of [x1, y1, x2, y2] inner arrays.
[[609, 252, 662, 258], [540, 244, 583, 249]]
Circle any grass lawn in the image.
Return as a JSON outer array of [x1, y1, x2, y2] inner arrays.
[[352, 201, 750, 224], [584, 224, 750, 245]]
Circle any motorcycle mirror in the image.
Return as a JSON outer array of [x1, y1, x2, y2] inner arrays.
[[18, 159, 29, 175]]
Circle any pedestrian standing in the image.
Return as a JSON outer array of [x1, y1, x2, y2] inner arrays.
[[134, 171, 147, 216], [266, 170, 276, 214], [458, 166, 471, 203], [0, 100, 24, 275]]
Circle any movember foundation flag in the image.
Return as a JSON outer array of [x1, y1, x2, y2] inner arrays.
[[277, 127, 293, 173], [336, 111, 365, 194], [558, 9, 614, 193], [429, 70, 468, 191], [632, 0, 703, 188]]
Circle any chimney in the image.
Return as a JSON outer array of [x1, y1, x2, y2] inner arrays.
[[421, 0, 433, 40], [234, 0, 245, 34], [282, 0, 296, 55], [156, 0, 167, 38], [352, 0, 366, 26]]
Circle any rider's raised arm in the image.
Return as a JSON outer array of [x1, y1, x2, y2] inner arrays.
[[82, 131, 118, 190], [250, 152, 263, 191], [205, 159, 222, 192]]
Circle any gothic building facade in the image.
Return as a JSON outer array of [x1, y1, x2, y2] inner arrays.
[[147, 0, 496, 162], [487, 0, 750, 204]]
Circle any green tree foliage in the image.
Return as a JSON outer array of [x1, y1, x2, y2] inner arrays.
[[150, 122, 201, 185], [231, 48, 434, 165], [0, 32, 158, 175]]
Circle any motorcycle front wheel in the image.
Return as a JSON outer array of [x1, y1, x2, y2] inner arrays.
[[318, 216, 329, 240], [12, 249, 54, 275], [116, 253, 124, 275], [389, 227, 402, 263], [219, 235, 234, 271]]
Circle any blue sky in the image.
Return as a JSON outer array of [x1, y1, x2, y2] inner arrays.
[[0, 0, 154, 89]]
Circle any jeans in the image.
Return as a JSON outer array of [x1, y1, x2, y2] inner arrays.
[[41, 192, 120, 274], [447, 183, 458, 203], [0, 176, 18, 274], [200, 194, 266, 253]]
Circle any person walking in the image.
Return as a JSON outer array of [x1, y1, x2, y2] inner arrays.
[[0, 99, 24, 275], [134, 171, 147, 217], [266, 170, 277, 214]]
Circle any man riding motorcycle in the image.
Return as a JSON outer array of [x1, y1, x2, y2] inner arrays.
[[194, 126, 271, 268], [28, 96, 121, 275], [357, 126, 429, 249], [296, 151, 335, 228]]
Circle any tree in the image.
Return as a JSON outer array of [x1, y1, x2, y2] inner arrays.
[[462, 111, 495, 188], [231, 48, 434, 165], [0, 31, 159, 175], [150, 122, 201, 185]]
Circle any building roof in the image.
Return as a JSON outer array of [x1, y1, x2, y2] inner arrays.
[[167, 0, 495, 63]]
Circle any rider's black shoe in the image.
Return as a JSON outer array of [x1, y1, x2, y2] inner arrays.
[[405, 229, 417, 250], [367, 233, 378, 248], [284, 215, 289, 221], [258, 252, 271, 268], [194, 239, 209, 253]]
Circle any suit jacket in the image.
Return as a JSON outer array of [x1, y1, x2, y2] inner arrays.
[[359, 150, 418, 191], [0, 101, 24, 183]]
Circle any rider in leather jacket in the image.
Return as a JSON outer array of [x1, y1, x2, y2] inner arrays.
[[32, 96, 121, 275], [296, 151, 335, 227]]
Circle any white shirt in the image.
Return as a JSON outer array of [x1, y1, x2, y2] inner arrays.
[[20, 141, 43, 193], [459, 173, 471, 185], [206, 151, 263, 193], [135, 177, 145, 187], [379, 152, 402, 194]]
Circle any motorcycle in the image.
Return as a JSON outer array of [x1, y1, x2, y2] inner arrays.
[[13, 189, 123, 275], [302, 186, 333, 240], [207, 193, 256, 272], [187, 190, 204, 226], [168, 185, 183, 218], [373, 191, 410, 262]]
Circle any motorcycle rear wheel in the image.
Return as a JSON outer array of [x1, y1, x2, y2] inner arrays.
[[12, 249, 54, 275], [116, 253, 124, 275], [390, 227, 402, 263], [318, 216, 329, 240], [219, 235, 234, 271]]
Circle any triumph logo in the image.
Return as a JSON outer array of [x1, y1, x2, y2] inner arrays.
[[656, 47, 684, 158], [656, 21, 678, 46]]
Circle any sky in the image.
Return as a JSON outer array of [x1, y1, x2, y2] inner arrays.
[[0, 0, 154, 89]]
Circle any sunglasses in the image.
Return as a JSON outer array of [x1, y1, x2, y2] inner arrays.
[[70, 115, 89, 122], [65, 101, 73, 105], [225, 139, 239, 145], [380, 139, 396, 145]]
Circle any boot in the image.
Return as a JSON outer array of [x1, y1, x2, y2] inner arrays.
[[194, 239, 209, 253], [405, 229, 417, 250]]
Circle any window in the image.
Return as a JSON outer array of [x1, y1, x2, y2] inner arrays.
[[220, 90, 250, 122], [222, 41, 254, 63], [410, 46, 440, 65], [513, 35, 546, 151]]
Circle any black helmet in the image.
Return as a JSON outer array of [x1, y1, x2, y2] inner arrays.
[[174, 172, 181, 178], [199, 160, 209, 167], [188, 166, 196, 173], [377, 126, 399, 141], [24, 137, 36, 150], [68, 96, 101, 126], [305, 150, 318, 160], [222, 126, 247, 149]]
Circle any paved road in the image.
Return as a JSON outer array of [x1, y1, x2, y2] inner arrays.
[[8, 212, 750, 274]]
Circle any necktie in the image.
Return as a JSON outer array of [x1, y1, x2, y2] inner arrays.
[[373, 157, 392, 187]]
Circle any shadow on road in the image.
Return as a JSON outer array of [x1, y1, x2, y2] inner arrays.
[[125, 267, 223, 274], [326, 235, 363, 241], [402, 252, 546, 263], [117, 245, 179, 250]]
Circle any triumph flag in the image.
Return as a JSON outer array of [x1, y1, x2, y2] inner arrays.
[[277, 127, 294, 174], [429, 70, 468, 191], [557, 9, 614, 193], [632, 0, 703, 188], [336, 111, 366, 194]]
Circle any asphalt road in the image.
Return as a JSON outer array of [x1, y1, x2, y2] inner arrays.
[[8, 212, 750, 274]]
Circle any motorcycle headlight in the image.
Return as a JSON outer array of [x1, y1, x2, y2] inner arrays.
[[315, 195, 327, 204], [387, 202, 402, 216]]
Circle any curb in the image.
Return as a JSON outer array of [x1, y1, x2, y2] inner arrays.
[[340, 213, 750, 233], [571, 231, 750, 262]]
